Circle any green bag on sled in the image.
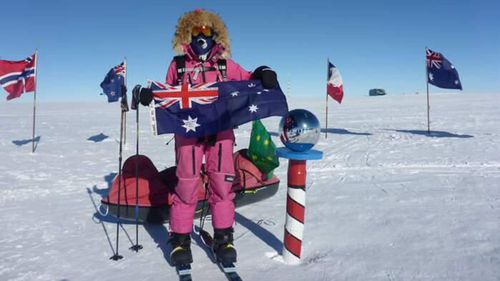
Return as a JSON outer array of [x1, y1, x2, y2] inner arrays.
[[247, 120, 280, 178]]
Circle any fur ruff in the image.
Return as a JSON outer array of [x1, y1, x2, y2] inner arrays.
[[172, 9, 231, 57]]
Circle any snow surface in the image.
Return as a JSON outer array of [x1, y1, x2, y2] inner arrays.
[[1, 93, 500, 281]]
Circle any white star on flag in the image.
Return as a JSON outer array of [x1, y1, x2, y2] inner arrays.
[[249, 104, 258, 113], [429, 73, 434, 81], [231, 91, 239, 97], [248, 83, 256, 88], [182, 115, 200, 132]]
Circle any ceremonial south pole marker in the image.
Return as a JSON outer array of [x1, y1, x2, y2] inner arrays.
[[277, 147, 323, 264]]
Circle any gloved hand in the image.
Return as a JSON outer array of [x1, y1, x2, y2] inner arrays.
[[131, 85, 141, 109], [140, 87, 153, 105], [132, 84, 153, 106], [252, 66, 278, 89]]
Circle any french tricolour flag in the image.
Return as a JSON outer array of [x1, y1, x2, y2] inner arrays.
[[327, 60, 343, 104]]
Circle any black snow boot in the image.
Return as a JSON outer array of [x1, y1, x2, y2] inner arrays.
[[213, 227, 237, 263], [169, 233, 193, 266]]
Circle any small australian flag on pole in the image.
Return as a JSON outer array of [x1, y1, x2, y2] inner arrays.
[[149, 80, 289, 138], [100, 62, 126, 102], [426, 48, 462, 90]]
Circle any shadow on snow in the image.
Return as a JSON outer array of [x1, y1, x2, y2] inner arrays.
[[395, 129, 473, 138], [86, 186, 118, 257], [86, 172, 138, 258], [12, 135, 41, 148], [320, 128, 372, 136], [87, 133, 109, 143], [143, 223, 172, 265], [270, 128, 371, 137], [234, 212, 282, 255]]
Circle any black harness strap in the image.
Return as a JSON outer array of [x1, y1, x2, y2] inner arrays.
[[173, 56, 227, 84], [217, 59, 227, 81], [174, 55, 187, 85]]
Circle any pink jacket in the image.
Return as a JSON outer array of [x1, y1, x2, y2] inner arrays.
[[165, 44, 252, 85]]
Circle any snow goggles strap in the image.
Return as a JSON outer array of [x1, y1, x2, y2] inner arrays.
[[191, 26, 213, 37]]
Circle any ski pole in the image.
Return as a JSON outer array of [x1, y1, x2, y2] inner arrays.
[[130, 89, 143, 252], [166, 136, 175, 146], [110, 109, 126, 261]]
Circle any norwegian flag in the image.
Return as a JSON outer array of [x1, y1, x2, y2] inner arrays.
[[426, 48, 462, 90], [327, 60, 344, 104], [151, 81, 219, 109], [0, 53, 37, 100]]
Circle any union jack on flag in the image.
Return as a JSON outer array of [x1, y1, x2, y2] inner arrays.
[[426, 49, 442, 69], [114, 63, 125, 76], [0, 53, 37, 100], [151, 81, 219, 110]]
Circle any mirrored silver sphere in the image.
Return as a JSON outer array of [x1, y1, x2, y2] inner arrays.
[[279, 109, 320, 152]]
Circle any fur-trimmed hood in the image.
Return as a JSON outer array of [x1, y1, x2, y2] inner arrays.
[[172, 9, 231, 58]]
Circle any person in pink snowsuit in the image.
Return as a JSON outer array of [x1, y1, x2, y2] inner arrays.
[[166, 25, 251, 239], [134, 9, 278, 266]]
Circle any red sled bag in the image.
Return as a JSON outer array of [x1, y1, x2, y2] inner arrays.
[[231, 149, 280, 208], [101, 150, 280, 223], [100, 155, 170, 223], [232, 149, 279, 191]]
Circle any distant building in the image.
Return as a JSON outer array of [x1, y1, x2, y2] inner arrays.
[[369, 88, 387, 96]]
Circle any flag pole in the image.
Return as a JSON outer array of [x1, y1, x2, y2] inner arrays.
[[325, 58, 329, 139], [32, 50, 39, 153], [425, 47, 431, 134], [426, 80, 430, 134], [123, 58, 127, 145], [123, 114, 127, 145]]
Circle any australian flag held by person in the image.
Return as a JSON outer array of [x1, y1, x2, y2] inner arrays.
[[0, 53, 36, 100], [426, 48, 462, 90], [149, 80, 289, 138], [100, 62, 126, 103]]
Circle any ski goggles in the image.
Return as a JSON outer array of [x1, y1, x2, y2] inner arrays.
[[191, 26, 213, 37]]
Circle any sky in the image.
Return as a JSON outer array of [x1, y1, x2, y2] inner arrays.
[[1, 0, 499, 102]]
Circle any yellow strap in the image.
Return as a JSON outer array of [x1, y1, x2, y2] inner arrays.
[[171, 246, 185, 255]]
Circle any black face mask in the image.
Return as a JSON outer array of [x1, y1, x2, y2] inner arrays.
[[190, 34, 215, 57]]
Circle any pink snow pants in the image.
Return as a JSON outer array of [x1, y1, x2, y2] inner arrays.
[[169, 129, 236, 234]]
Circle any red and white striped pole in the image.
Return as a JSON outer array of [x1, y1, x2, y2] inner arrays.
[[277, 148, 323, 264], [283, 159, 307, 264]]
